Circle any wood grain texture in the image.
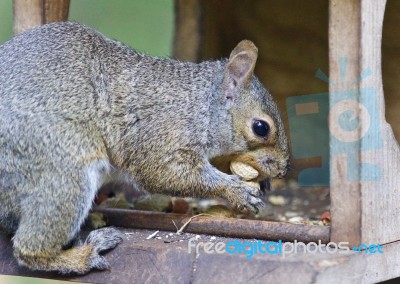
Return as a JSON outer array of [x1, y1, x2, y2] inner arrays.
[[1, 228, 400, 283], [358, 0, 400, 245], [43, 0, 70, 24], [172, 0, 202, 62], [329, 0, 362, 246], [13, 0, 70, 35], [13, 0, 42, 35], [330, 0, 400, 246]]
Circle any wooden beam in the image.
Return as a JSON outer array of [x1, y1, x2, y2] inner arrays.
[[95, 208, 331, 244], [329, 0, 362, 247], [172, 0, 202, 62], [13, 0, 70, 35], [329, 0, 400, 246], [2, 228, 400, 283], [358, 0, 400, 245]]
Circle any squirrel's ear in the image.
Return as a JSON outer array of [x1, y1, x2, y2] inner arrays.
[[222, 40, 258, 104]]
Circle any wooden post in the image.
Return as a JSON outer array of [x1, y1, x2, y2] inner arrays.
[[329, 0, 400, 246], [172, 0, 202, 62], [329, 0, 362, 247], [13, 0, 70, 35]]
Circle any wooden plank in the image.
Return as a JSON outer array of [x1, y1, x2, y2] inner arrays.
[[42, 0, 70, 24], [329, 0, 362, 246], [357, 0, 400, 246], [13, 0, 70, 35], [330, 0, 400, 246], [194, 239, 400, 284], [13, 0, 42, 35], [0, 229, 194, 284], [1, 228, 400, 283]]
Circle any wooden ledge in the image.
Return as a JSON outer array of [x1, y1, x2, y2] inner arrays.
[[95, 208, 331, 244]]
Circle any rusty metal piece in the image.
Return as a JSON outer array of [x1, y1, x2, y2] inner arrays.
[[94, 208, 330, 244]]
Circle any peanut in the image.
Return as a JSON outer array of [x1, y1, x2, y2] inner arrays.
[[230, 161, 259, 181]]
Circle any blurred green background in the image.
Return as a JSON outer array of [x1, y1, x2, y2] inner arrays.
[[0, 0, 174, 56], [0, 275, 74, 284]]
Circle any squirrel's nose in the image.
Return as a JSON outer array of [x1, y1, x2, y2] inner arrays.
[[277, 172, 285, 178], [276, 162, 290, 178]]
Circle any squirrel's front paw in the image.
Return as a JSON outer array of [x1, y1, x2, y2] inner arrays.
[[226, 180, 265, 214]]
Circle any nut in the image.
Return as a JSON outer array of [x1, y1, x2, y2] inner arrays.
[[230, 161, 259, 181], [244, 181, 260, 190]]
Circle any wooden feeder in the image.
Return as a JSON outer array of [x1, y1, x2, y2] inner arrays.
[[1, 0, 400, 283]]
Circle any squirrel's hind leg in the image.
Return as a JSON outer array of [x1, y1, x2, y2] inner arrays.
[[12, 161, 123, 274], [14, 227, 123, 274]]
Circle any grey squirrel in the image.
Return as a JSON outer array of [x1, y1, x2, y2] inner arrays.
[[0, 22, 289, 274]]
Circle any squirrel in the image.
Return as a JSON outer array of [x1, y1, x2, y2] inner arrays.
[[0, 22, 289, 274]]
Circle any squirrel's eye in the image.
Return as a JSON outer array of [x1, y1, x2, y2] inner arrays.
[[252, 120, 270, 138]]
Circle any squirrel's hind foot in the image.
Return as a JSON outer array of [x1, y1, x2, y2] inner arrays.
[[83, 227, 124, 272], [14, 227, 124, 275]]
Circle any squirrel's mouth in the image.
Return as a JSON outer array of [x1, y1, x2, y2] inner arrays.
[[258, 157, 289, 193], [259, 178, 271, 193]]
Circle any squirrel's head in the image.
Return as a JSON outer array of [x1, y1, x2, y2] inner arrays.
[[211, 40, 289, 183]]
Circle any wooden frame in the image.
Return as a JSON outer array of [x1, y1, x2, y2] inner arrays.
[[329, 0, 400, 247]]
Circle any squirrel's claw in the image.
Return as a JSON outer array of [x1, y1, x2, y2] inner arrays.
[[246, 196, 265, 214], [228, 180, 265, 214]]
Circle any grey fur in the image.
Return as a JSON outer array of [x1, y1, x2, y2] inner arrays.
[[0, 22, 289, 274], [85, 227, 124, 253]]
